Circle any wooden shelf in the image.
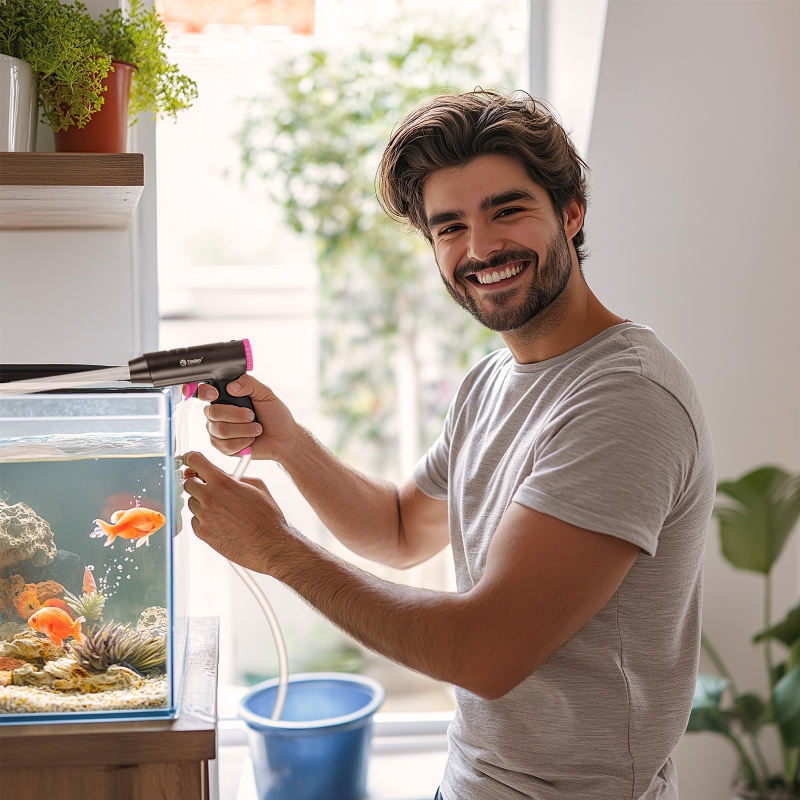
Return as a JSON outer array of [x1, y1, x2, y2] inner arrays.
[[0, 152, 145, 231]]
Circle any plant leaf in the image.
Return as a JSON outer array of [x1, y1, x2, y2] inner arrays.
[[773, 664, 800, 747], [714, 466, 800, 574], [731, 692, 767, 734], [753, 602, 800, 647], [686, 674, 732, 734]]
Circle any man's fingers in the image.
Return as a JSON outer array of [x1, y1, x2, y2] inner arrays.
[[182, 451, 225, 484], [195, 383, 220, 402]]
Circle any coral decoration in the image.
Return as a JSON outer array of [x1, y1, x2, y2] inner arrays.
[[0, 575, 68, 620], [35, 580, 65, 605], [69, 621, 166, 675], [0, 656, 26, 670], [63, 589, 105, 622], [13, 587, 40, 619]]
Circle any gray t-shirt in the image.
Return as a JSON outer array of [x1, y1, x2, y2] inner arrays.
[[414, 323, 715, 800]]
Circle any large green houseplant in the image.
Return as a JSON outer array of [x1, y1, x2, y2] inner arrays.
[[0, 0, 110, 131], [687, 465, 800, 798]]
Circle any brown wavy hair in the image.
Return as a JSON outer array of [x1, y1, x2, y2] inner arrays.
[[376, 89, 590, 265]]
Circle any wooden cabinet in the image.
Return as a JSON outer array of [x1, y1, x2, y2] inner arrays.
[[0, 617, 219, 800]]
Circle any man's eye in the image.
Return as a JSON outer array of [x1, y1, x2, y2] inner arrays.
[[438, 224, 463, 236], [497, 207, 522, 218]]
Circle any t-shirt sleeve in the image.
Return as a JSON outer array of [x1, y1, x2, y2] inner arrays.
[[513, 373, 698, 556], [414, 409, 454, 501]]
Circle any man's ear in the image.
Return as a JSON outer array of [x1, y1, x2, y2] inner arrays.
[[563, 197, 584, 241]]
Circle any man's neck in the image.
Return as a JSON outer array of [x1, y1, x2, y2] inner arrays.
[[501, 270, 626, 364]]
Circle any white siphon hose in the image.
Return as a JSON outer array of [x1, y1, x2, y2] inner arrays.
[[230, 453, 289, 721]]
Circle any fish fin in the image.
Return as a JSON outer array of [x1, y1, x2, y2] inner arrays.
[[134, 523, 153, 532], [136, 535, 150, 548], [50, 635, 64, 647], [111, 510, 127, 523]]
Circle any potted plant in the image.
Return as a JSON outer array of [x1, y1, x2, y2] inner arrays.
[[54, 0, 197, 152], [687, 465, 800, 799], [0, 0, 111, 142]]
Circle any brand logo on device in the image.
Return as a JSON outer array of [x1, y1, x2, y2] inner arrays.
[[180, 358, 203, 367]]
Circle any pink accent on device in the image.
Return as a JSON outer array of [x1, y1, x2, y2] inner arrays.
[[240, 447, 251, 456], [185, 382, 199, 399], [243, 338, 253, 371]]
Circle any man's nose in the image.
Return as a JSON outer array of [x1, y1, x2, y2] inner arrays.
[[467, 223, 505, 263]]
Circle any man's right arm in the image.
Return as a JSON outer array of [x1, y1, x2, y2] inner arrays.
[[197, 375, 450, 569]]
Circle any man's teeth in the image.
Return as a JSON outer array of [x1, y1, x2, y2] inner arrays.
[[475, 263, 524, 285]]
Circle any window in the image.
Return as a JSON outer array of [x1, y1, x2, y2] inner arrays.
[[156, 0, 529, 718]]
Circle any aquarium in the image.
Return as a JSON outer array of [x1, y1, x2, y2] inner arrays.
[[0, 384, 188, 724]]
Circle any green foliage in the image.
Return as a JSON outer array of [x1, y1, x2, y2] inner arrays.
[[237, 10, 513, 473], [687, 466, 800, 796], [63, 588, 106, 622], [716, 467, 800, 574], [0, 0, 110, 131], [92, 0, 197, 123], [0, 0, 195, 132]]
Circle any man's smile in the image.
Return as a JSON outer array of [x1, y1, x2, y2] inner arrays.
[[468, 260, 528, 286]]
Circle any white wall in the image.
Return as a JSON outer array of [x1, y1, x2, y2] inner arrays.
[[0, 0, 158, 366], [586, 1, 800, 797]]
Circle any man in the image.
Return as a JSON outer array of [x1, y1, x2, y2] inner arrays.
[[183, 90, 715, 799]]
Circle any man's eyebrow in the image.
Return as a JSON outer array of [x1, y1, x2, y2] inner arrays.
[[426, 189, 539, 230], [426, 209, 464, 230], [479, 189, 537, 212]]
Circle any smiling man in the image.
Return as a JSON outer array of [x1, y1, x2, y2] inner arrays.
[[183, 90, 715, 799]]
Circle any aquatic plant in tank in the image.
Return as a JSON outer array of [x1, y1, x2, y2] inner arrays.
[[0, 385, 188, 723]]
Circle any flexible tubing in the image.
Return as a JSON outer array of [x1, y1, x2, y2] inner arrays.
[[230, 453, 289, 721]]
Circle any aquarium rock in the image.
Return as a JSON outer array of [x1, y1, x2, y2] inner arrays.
[[11, 657, 143, 692], [0, 631, 66, 664], [0, 621, 28, 640], [137, 606, 168, 638], [0, 500, 57, 573]]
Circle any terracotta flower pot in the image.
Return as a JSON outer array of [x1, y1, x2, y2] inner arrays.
[[54, 60, 135, 154]]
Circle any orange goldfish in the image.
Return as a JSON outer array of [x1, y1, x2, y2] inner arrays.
[[94, 507, 166, 548], [28, 607, 85, 646], [83, 566, 97, 595]]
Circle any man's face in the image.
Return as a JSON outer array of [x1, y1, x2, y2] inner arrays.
[[422, 154, 579, 333]]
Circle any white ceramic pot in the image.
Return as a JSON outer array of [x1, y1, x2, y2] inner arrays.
[[0, 54, 38, 152]]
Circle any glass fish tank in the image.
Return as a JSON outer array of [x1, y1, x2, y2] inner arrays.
[[0, 378, 188, 724]]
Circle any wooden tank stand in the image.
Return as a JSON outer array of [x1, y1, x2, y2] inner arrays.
[[0, 616, 219, 800]]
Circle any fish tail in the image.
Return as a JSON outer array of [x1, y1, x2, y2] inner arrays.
[[73, 617, 86, 645], [94, 519, 115, 535], [103, 532, 117, 547]]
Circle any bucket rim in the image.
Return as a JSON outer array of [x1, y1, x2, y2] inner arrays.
[[238, 671, 385, 731]]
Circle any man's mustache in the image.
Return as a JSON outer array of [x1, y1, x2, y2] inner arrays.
[[454, 249, 539, 281]]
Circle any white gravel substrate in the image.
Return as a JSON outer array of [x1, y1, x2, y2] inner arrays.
[[0, 675, 168, 715]]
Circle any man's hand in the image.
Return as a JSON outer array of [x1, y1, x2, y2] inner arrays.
[[182, 451, 297, 575], [195, 375, 299, 463]]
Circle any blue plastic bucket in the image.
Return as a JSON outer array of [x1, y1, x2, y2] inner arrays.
[[238, 672, 385, 800]]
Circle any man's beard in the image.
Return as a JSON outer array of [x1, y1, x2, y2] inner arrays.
[[439, 228, 573, 333]]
